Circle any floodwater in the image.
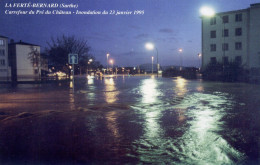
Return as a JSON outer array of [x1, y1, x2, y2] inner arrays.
[[0, 75, 259, 164]]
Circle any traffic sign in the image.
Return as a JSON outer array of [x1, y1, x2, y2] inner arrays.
[[68, 54, 78, 64]]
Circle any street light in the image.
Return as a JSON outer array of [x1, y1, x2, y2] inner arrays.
[[110, 59, 114, 75], [152, 56, 154, 74], [200, 6, 215, 17], [145, 43, 159, 77], [106, 53, 109, 74], [198, 53, 202, 71], [179, 48, 183, 71], [87, 58, 93, 75]]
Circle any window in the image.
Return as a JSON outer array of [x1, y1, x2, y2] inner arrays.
[[0, 59, 5, 66], [222, 43, 229, 51], [223, 57, 229, 64], [235, 28, 242, 36], [0, 49, 5, 56], [235, 13, 242, 22], [210, 17, 216, 25], [0, 40, 4, 46], [210, 57, 217, 64], [222, 15, 229, 23], [235, 56, 242, 64], [210, 30, 216, 38], [235, 42, 242, 50], [210, 44, 216, 51], [223, 29, 229, 37]]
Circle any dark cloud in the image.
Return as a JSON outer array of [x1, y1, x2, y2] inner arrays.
[[120, 50, 144, 56], [134, 33, 149, 39], [159, 28, 174, 33]]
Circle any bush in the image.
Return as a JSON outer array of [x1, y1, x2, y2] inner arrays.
[[202, 61, 248, 82], [162, 67, 197, 79]]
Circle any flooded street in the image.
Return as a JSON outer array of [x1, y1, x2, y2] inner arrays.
[[0, 76, 260, 164]]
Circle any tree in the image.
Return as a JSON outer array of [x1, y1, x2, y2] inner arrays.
[[45, 35, 92, 75], [28, 46, 41, 79]]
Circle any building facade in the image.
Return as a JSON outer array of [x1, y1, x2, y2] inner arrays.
[[0, 36, 9, 81], [9, 41, 42, 81], [201, 3, 260, 72]]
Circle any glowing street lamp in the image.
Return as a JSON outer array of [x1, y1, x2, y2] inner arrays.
[[179, 48, 183, 70], [200, 6, 215, 17], [106, 53, 109, 74], [198, 53, 202, 70], [87, 58, 93, 75], [152, 56, 154, 74], [110, 59, 114, 74], [145, 43, 159, 77]]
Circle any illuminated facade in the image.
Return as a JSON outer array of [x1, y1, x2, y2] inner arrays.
[[9, 41, 42, 81], [201, 3, 260, 71]]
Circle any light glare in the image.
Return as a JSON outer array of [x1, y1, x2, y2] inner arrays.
[[145, 43, 154, 50], [200, 6, 215, 17]]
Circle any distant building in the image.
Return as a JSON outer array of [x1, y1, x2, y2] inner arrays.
[[0, 35, 9, 81], [9, 40, 42, 81], [201, 3, 260, 72]]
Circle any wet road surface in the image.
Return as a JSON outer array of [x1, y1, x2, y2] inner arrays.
[[0, 75, 259, 164]]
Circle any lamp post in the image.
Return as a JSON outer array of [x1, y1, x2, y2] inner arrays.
[[179, 48, 183, 71], [87, 59, 93, 75], [145, 43, 159, 77], [110, 59, 114, 75], [152, 56, 154, 74], [106, 53, 109, 74], [198, 53, 202, 71]]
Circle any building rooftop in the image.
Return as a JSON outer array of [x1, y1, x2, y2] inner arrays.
[[9, 40, 40, 46], [251, 3, 260, 7], [0, 35, 8, 38]]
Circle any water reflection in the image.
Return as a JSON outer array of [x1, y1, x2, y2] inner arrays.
[[132, 78, 166, 162], [174, 77, 188, 97], [104, 78, 119, 104], [106, 111, 120, 139], [175, 93, 245, 164], [140, 78, 158, 104]]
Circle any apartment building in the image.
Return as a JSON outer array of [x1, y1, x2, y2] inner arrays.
[[9, 41, 41, 81], [201, 3, 260, 71], [0, 36, 9, 81]]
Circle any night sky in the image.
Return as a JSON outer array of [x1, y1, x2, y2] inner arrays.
[[1, 0, 259, 67]]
